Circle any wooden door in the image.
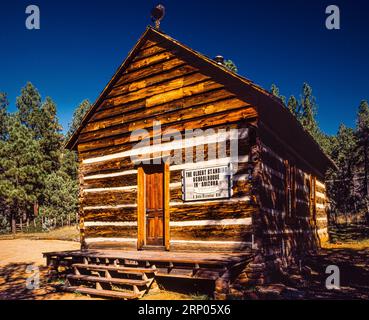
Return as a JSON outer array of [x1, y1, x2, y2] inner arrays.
[[144, 165, 164, 246]]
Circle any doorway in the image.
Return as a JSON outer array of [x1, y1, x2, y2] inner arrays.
[[137, 163, 170, 250]]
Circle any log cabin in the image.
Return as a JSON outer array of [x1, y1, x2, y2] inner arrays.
[[44, 26, 336, 299]]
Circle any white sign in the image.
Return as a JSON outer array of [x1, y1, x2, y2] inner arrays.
[[183, 165, 231, 201]]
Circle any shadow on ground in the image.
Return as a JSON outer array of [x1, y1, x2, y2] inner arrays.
[[302, 248, 369, 299], [0, 263, 63, 300], [1, 249, 369, 300]]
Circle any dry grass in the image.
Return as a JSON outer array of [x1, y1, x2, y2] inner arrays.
[[142, 291, 210, 300], [321, 238, 369, 250], [0, 226, 79, 242]]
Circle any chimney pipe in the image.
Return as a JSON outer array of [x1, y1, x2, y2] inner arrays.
[[214, 55, 225, 66]]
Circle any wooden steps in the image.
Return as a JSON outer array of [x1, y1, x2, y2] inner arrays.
[[63, 286, 140, 300], [72, 263, 157, 275], [67, 274, 150, 287], [44, 249, 253, 300], [63, 262, 157, 300]]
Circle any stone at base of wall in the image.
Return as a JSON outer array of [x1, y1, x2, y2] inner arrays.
[[213, 251, 313, 300]]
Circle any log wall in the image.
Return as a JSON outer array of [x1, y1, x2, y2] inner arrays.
[[76, 37, 258, 251], [255, 123, 329, 266]]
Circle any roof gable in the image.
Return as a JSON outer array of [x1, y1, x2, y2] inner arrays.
[[65, 26, 270, 150], [65, 26, 336, 174]]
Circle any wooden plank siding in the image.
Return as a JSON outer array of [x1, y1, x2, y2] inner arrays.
[[77, 37, 257, 251]]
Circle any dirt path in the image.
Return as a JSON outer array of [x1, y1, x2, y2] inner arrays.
[[0, 239, 93, 300], [0, 239, 80, 267]]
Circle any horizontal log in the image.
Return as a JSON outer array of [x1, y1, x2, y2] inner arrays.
[[131, 44, 168, 62], [260, 172, 285, 190], [85, 240, 137, 250], [232, 179, 252, 197], [170, 188, 182, 202], [84, 225, 137, 238], [82, 89, 235, 140], [79, 132, 250, 166], [170, 224, 253, 242], [169, 241, 252, 252], [78, 108, 240, 158], [81, 137, 239, 166], [97, 73, 212, 113], [84, 207, 137, 222], [146, 80, 223, 108], [140, 39, 159, 50], [108, 64, 199, 99], [258, 188, 286, 212], [81, 158, 134, 176], [83, 174, 137, 189], [79, 89, 243, 144], [261, 152, 285, 174], [82, 190, 136, 206], [170, 170, 182, 184], [82, 107, 239, 156], [125, 51, 174, 73], [81, 152, 251, 178], [113, 57, 186, 89], [170, 202, 257, 221], [79, 107, 257, 157], [95, 87, 233, 128]]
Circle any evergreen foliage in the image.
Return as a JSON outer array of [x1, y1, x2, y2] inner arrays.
[[66, 99, 91, 141], [276, 82, 369, 217], [270, 84, 286, 105], [0, 83, 88, 233], [223, 59, 238, 74]]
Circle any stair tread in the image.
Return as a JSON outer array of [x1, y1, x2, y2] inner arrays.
[[67, 274, 150, 286], [157, 273, 219, 280], [73, 263, 157, 274], [63, 286, 140, 299]]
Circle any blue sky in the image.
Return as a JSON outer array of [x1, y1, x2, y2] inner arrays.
[[1, 0, 368, 135]]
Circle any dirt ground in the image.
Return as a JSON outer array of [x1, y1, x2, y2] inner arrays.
[[0, 239, 92, 300], [1, 238, 369, 300], [0, 239, 205, 300]]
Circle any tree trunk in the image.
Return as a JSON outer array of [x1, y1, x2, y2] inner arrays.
[[364, 141, 368, 196], [11, 214, 16, 234], [33, 201, 39, 217]]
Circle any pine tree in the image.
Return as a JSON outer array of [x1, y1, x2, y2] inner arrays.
[[66, 99, 91, 141], [224, 59, 238, 73], [0, 92, 8, 140], [39, 170, 78, 228], [38, 97, 63, 174], [299, 83, 319, 138], [16, 82, 42, 132], [0, 116, 43, 233], [355, 100, 369, 201], [60, 149, 79, 181], [327, 124, 358, 215], [270, 84, 286, 105], [287, 95, 298, 117], [0, 93, 9, 231]]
